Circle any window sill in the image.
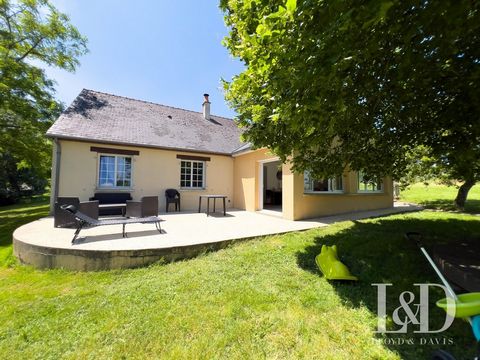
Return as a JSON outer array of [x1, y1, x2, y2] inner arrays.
[[303, 191, 387, 196], [304, 191, 345, 195], [179, 188, 206, 191]]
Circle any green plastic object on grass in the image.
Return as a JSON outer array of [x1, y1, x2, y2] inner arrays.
[[436, 292, 480, 318], [315, 245, 358, 281]]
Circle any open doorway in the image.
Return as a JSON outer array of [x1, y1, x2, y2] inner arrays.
[[259, 160, 283, 214]]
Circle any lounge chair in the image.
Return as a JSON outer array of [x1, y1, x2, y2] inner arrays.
[[54, 197, 99, 228], [61, 205, 163, 244]]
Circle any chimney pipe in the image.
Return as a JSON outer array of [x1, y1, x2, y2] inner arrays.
[[202, 93, 210, 120]]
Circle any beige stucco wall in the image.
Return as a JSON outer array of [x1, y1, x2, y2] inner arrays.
[[56, 140, 234, 211], [232, 149, 283, 211], [291, 172, 393, 220], [56, 141, 393, 219], [233, 149, 393, 221]]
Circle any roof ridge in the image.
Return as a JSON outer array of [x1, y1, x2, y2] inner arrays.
[[82, 88, 235, 122]]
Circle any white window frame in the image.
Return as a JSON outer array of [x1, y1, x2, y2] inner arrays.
[[98, 154, 133, 189], [304, 171, 344, 193], [357, 171, 383, 193], [180, 160, 206, 189]]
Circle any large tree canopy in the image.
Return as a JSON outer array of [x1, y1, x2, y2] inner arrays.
[[0, 0, 87, 203], [220, 0, 480, 208]]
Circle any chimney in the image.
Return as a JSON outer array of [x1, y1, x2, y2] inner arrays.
[[202, 93, 210, 120]]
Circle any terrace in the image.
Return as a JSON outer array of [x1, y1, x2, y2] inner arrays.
[[13, 202, 420, 271]]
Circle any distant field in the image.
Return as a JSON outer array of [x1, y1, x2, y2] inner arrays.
[[400, 182, 480, 213]]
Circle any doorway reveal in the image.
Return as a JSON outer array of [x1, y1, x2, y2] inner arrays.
[[258, 159, 283, 216]]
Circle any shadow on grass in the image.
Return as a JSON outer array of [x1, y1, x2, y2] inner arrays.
[[296, 215, 480, 359], [416, 199, 480, 214], [0, 200, 50, 266]]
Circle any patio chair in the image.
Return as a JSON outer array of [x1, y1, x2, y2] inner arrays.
[[126, 196, 159, 218], [61, 205, 163, 244], [165, 189, 181, 212], [54, 197, 99, 228]]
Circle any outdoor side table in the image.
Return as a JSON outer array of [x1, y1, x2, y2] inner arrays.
[[198, 195, 227, 216]]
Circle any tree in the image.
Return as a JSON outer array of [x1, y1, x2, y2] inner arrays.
[[220, 0, 480, 209], [0, 0, 87, 203]]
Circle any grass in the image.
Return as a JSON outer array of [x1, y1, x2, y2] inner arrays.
[[400, 182, 480, 213], [0, 194, 50, 266], [0, 194, 479, 358]]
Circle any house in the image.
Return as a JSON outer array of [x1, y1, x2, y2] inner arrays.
[[46, 89, 393, 220]]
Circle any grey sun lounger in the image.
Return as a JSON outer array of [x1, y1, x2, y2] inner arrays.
[[61, 205, 163, 244]]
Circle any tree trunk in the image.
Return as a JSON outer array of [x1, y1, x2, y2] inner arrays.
[[454, 179, 476, 210]]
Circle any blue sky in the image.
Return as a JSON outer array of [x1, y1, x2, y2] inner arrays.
[[47, 1, 244, 118]]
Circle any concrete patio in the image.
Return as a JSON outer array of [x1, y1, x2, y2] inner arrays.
[[13, 202, 421, 271]]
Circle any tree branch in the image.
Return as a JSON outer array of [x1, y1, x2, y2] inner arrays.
[[15, 36, 44, 63], [1, 7, 13, 59]]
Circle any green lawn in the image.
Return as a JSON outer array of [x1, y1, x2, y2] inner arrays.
[[0, 195, 50, 266], [400, 182, 480, 213], [0, 197, 479, 359]]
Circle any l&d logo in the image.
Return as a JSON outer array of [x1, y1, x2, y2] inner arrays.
[[372, 283, 455, 334]]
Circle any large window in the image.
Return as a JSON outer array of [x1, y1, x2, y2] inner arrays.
[[180, 160, 205, 188], [357, 171, 383, 192], [98, 155, 132, 188], [304, 172, 343, 193]]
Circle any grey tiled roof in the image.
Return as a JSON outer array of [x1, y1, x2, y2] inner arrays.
[[46, 89, 244, 155]]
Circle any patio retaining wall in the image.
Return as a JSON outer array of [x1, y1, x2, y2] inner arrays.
[[13, 237, 246, 271]]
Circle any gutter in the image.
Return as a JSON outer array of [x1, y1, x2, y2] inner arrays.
[[231, 148, 256, 157], [49, 138, 61, 214], [45, 134, 236, 158]]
